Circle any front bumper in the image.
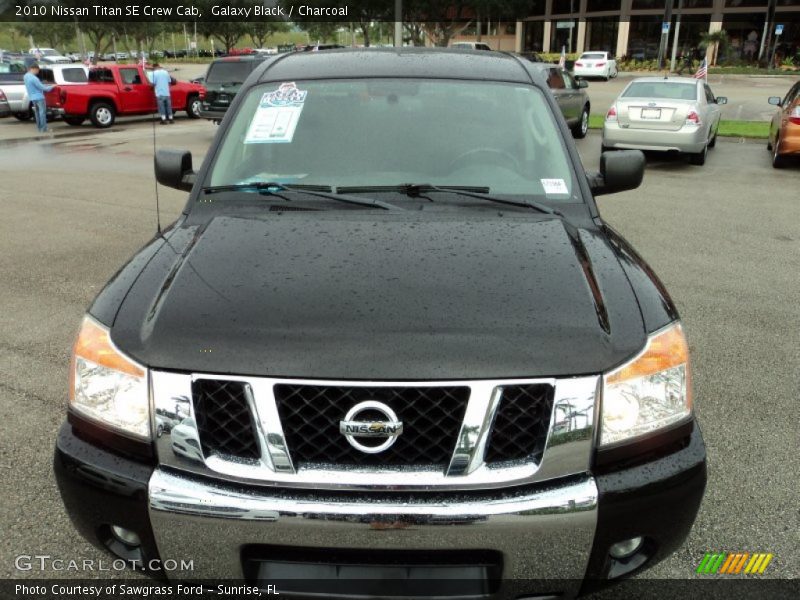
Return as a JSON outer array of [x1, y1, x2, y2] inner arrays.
[[198, 107, 228, 120], [54, 419, 706, 598], [603, 122, 708, 153]]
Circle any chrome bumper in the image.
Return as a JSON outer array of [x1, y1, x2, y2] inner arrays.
[[149, 468, 597, 592]]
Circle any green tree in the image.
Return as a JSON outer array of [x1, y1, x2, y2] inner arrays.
[[16, 21, 75, 51], [248, 20, 290, 49]]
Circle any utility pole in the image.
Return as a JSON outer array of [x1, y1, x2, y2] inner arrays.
[[657, 0, 674, 70], [762, 0, 777, 68], [394, 0, 402, 47], [670, 0, 683, 72]]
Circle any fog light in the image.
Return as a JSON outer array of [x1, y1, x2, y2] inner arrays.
[[609, 536, 643, 559], [111, 525, 141, 547]]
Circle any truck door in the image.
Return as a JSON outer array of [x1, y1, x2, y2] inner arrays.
[[118, 67, 155, 114]]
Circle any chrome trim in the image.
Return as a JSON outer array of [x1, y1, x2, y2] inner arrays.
[[152, 372, 598, 491], [148, 468, 598, 589]]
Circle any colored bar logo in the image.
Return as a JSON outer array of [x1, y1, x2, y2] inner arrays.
[[696, 552, 773, 575]]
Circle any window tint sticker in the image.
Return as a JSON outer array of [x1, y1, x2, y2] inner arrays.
[[245, 82, 308, 144]]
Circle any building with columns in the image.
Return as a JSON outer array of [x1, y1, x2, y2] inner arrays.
[[452, 1, 799, 64]]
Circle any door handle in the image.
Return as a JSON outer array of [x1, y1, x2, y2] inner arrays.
[[124, 87, 132, 92]]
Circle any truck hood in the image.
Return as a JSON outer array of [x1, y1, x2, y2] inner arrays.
[[110, 213, 646, 379]]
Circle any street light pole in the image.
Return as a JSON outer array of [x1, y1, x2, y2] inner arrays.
[[657, 0, 674, 70], [394, 0, 402, 47]]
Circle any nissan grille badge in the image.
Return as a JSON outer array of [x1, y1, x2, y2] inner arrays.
[[339, 401, 403, 454]]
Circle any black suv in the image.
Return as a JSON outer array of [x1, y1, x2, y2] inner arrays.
[[55, 49, 706, 599], [199, 54, 268, 122]]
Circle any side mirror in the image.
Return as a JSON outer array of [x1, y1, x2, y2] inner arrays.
[[170, 77, 177, 85], [576, 78, 589, 89], [767, 96, 782, 106], [715, 96, 727, 105], [155, 149, 195, 192], [589, 150, 645, 196]]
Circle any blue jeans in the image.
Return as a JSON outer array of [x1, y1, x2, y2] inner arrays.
[[157, 96, 173, 121], [33, 99, 48, 132]]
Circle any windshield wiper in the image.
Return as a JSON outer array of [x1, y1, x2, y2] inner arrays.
[[337, 184, 563, 217], [201, 182, 402, 211]]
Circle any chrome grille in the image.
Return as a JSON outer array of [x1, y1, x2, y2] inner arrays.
[[274, 384, 469, 467], [192, 379, 260, 460], [485, 385, 554, 464], [154, 372, 598, 491]]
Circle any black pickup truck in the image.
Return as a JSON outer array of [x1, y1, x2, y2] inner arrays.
[[55, 49, 706, 599]]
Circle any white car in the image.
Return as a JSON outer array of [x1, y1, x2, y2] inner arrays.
[[29, 47, 72, 64], [602, 77, 727, 166], [450, 42, 492, 51], [573, 51, 618, 80]]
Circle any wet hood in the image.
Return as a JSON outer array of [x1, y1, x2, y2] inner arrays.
[[110, 213, 646, 379]]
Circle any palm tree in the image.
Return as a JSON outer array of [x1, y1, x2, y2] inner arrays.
[[700, 30, 729, 66]]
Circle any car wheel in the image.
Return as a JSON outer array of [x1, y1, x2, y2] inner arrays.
[[573, 106, 590, 139], [766, 139, 772, 151], [13, 111, 32, 121], [708, 132, 717, 148], [157, 424, 164, 438], [64, 116, 85, 126], [89, 102, 115, 128], [771, 138, 786, 169], [688, 143, 707, 166], [186, 95, 201, 119]]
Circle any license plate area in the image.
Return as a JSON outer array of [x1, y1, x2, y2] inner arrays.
[[243, 546, 502, 598], [640, 108, 662, 119]]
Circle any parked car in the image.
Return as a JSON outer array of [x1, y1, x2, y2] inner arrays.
[[29, 47, 72, 64], [45, 63, 205, 127], [450, 41, 492, 51], [603, 76, 727, 165], [525, 60, 591, 138], [55, 49, 705, 597], [0, 89, 10, 117], [574, 51, 618, 80], [199, 55, 267, 122], [0, 62, 32, 120], [767, 81, 800, 168]]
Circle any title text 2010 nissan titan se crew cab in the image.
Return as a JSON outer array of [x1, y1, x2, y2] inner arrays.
[[54, 50, 706, 599]]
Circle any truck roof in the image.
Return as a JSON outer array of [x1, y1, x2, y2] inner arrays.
[[253, 48, 537, 86]]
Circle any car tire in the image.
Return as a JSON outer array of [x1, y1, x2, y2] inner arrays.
[[186, 95, 201, 119], [573, 106, 590, 139], [708, 132, 717, 148], [766, 139, 772, 151], [771, 138, 787, 169], [89, 102, 116, 128], [13, 111, 32, 121], [688, 144, 707, 166], [64, 116, 85, 126]]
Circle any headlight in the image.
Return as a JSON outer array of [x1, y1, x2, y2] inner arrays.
[[600, 322, 692, 447], [69, 316, 150, 440]]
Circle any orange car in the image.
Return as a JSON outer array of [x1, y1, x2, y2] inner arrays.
[[767, 80, 800, 168]]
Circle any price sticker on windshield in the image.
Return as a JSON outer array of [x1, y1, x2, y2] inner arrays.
[[245, 82, 308, 144], [541, 178, 569, 196]]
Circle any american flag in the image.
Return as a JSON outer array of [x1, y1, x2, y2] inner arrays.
[[694, 58, 707, 80], [558, 46, 566, 69]]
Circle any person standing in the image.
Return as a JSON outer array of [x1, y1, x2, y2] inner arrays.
[[150, 63, 174, 125], [23, 63, 54, 134]]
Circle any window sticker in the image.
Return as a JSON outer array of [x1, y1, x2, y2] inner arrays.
[[540, 178, 569, 195], [244, 82, 308, 144]]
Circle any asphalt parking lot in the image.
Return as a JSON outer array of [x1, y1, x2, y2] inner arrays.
[[0, 115, 798, 588]]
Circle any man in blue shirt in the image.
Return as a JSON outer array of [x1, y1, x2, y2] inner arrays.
[[23, 63, 54, 133], [150, 63, 174, 124]]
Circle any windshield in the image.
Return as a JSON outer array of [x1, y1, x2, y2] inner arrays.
[[206, 61, 253, 85], [41, 49, 58, 56], [581, 53, 606, 59], [208, 79, 578, 201], [623, 81, 697, 101]]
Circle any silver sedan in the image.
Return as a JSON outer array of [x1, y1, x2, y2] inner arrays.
[[602, 77, 727, 165]]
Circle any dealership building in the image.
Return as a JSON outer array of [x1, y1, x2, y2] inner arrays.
[[449, 1, 799, 61]]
